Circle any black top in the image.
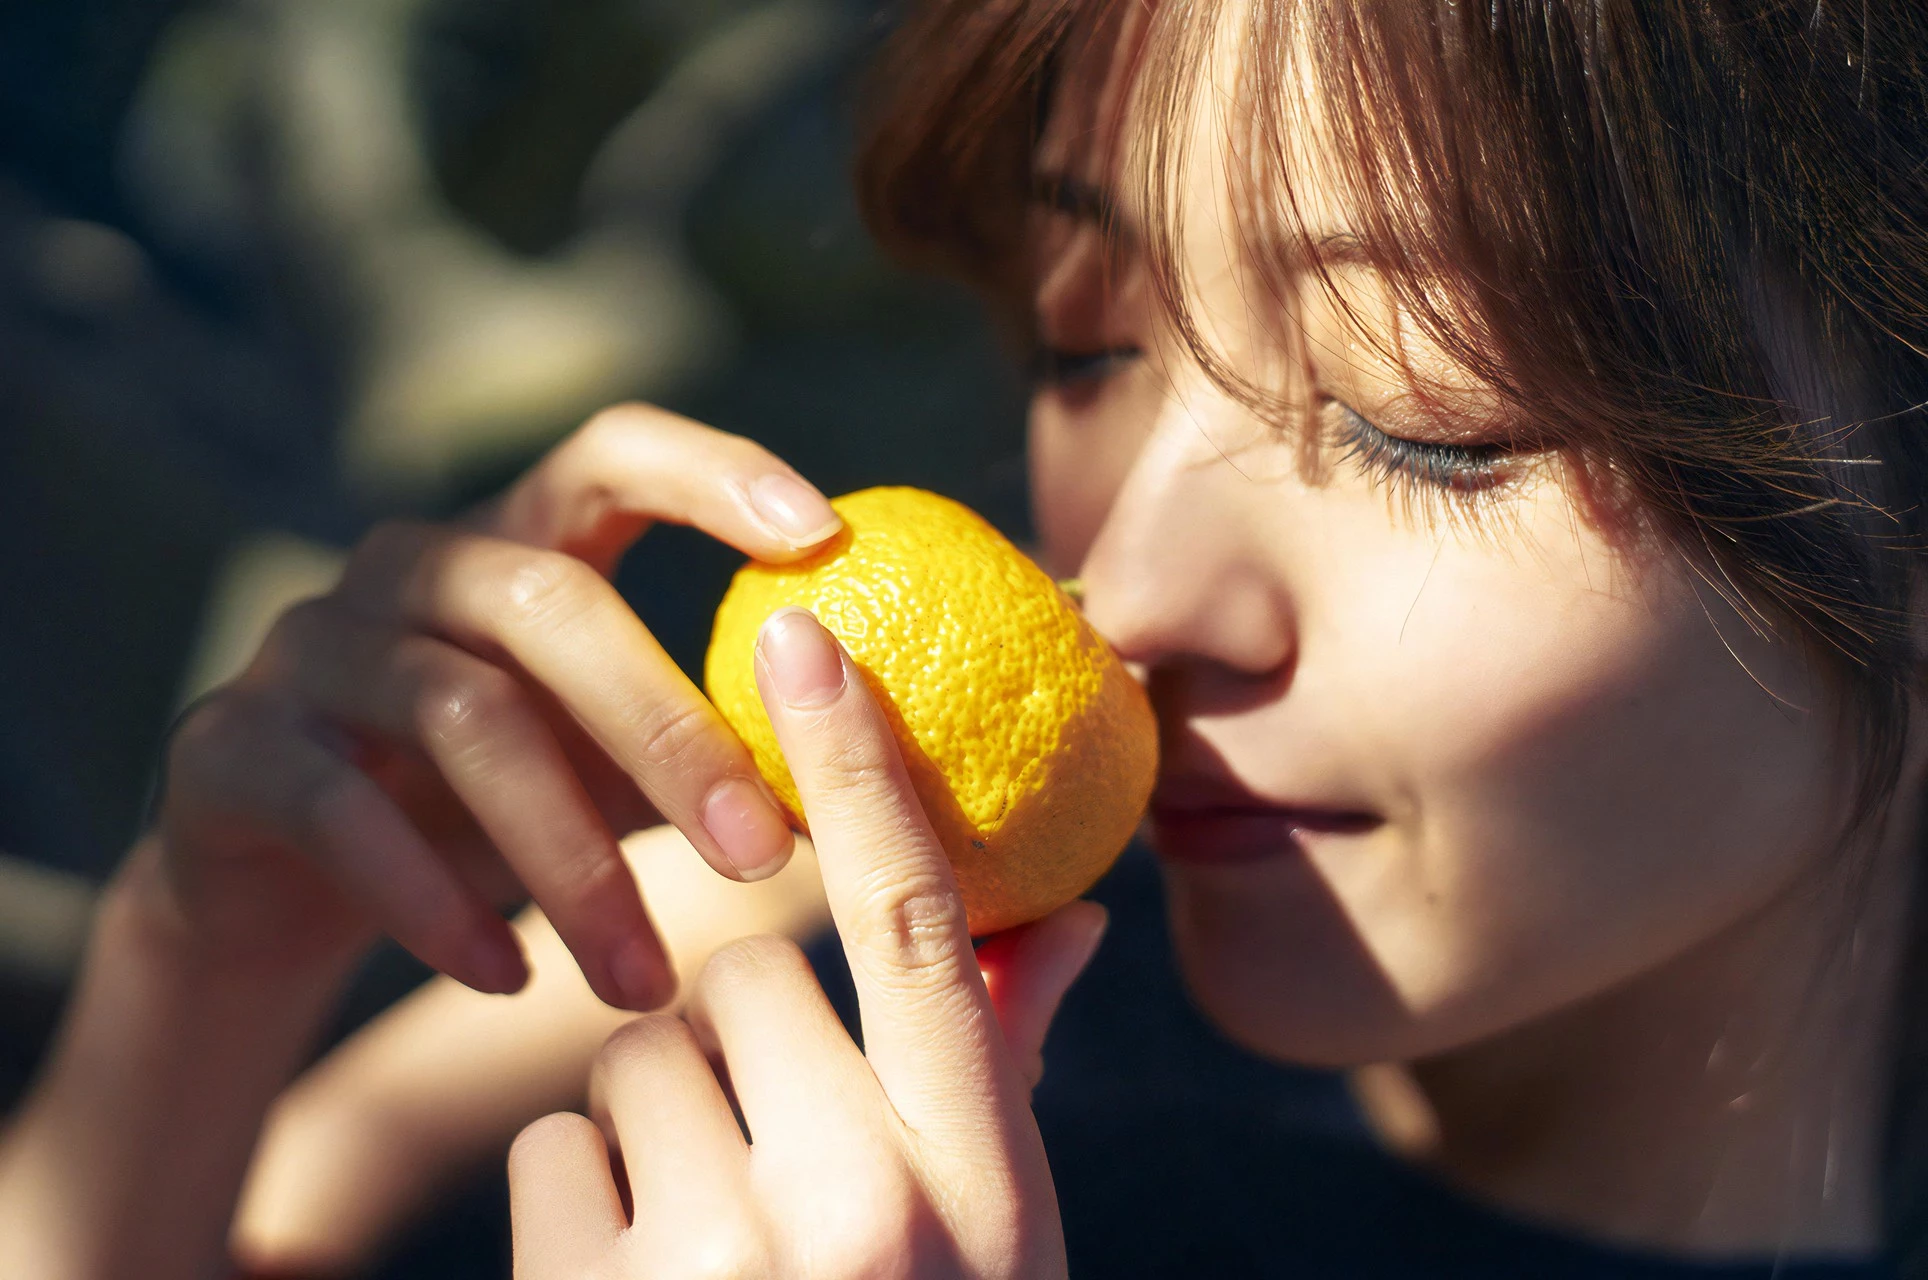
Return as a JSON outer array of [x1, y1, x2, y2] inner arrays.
[[809, 846, 1892, 1279]]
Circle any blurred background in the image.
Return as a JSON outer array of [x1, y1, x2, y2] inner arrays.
[[0, 0, 1028, 1270]]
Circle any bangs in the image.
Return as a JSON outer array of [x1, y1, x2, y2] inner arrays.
[[1136, 1, 1888, 514], [856, 1, 1928, 1254], [860, 0, 1928, 824]]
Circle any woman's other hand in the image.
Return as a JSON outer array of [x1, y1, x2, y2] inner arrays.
[[229, 826, 832, 1279], [152, 404, 842, 1009], [509, 610, 1106, 1279]]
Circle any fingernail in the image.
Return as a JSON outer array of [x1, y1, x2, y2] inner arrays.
[[702, 776, 794, 881], [469, 936, 529, 996], [609, 935, 672, 1010], [750, 473, 841, 546], [757, 608, 846, 708]]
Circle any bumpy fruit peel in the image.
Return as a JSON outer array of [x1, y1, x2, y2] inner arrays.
[[704, 487, 1158, 934]]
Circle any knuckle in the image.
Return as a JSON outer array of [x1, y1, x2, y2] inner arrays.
[[167, 689, 280, 784], [413, 661, 522, 753], [543, 835, 634, 907], [624, 698, 712, 774], [574, 401, 657, 451], [252, 596, 333, 676], [167, 691, 248, 767], [671, 1233, 765, 1280], [810, 1169, 925, 1279], [508, 1111, 596, 1176], [695, 932, 810, 1000], [809, 732, 897, 793], [492, 548, 598, 630], [598, 1012, 698, 1074], [846, 868, 966, 982]]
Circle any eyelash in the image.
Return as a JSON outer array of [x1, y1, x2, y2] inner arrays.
[[1030, 346, 1142, 387], [1027, 349, 1514, 506], [1330, 400, 1509, 497]]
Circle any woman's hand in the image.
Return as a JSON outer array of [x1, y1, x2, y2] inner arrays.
[[154, 405, 844, 1008], [508, 609, 1108, 1279], [229, 827, 832, 1280]]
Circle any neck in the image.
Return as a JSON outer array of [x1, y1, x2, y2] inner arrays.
[[1354, 817, 1917, 1261]]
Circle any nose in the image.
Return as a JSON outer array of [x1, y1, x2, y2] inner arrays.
[[1075, 397, 1298, 683]]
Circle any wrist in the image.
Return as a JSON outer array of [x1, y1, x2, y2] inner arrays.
[[1, 840, 371, 1280]]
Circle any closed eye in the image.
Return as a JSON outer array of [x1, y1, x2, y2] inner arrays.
[[1030, 346, 1143, 388], [1330, 399, 1512, 494]]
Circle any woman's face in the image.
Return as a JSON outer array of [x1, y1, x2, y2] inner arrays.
[[1028, 19, 1850, 1066]]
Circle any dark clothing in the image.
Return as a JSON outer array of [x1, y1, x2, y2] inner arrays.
[[811, 846, 1892, 1278]]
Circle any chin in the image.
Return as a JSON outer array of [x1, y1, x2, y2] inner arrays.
[[1160, 867, 1430, 1069]]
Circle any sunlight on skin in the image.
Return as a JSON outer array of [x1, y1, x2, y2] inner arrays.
[[230, 826, 830, 1277], [127, 6, 1928, 1272], [1025, 2, 1923, 1256]]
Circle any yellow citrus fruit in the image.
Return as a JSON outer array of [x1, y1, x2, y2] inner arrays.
[[704, 486, 1158, 934]]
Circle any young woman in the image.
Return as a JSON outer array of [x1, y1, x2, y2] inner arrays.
[[9, 0, 1928, 1276], [507, 0, 1928, 1272]]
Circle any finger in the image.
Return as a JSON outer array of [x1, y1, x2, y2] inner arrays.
[[482, 404, 843, 574], [589, 1015, 753, 1248], [334, 524, 797, 896], [167, 691, 526, 994], [258, 601, 671, 1009], [431, 822, 525, 909], [360, 752, 526, 906], [532, 680, 660, 838], [680, 935, 877, 1150], [974, 902, 1108, 1091], [350, 666, 657, 858], [752, 607, 1020, 1137], [508, 1113, 627, 1278]]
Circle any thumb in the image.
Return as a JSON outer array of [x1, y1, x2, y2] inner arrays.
[[976, 900, 1109, 1091]]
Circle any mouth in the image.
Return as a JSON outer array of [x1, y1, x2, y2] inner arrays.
[[1148, 780, 1379, 867]]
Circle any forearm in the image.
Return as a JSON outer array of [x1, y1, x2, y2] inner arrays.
[[232, 903, 635, 1276], [234, 826, 831, 1276], [0, 837, 360, 1280]]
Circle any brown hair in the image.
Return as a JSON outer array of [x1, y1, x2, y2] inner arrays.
[[858, 0, 1928, 1267]]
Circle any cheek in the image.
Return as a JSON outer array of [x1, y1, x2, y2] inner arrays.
[[1314, 488, 1841, 1044], [1027, 395, 1147, 578]]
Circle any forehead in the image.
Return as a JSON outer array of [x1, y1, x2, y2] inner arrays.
[[1031, 5, 1143, 186], [1032, 5, 1497, 411], [1034, 4, 1360, 261]]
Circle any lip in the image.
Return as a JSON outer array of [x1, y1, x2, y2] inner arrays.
[[1148, 777, 1378, 867]]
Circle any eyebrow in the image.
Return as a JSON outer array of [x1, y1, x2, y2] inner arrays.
[[1032, 169, 1377, 272], [1308, 231, 1373, 269]]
